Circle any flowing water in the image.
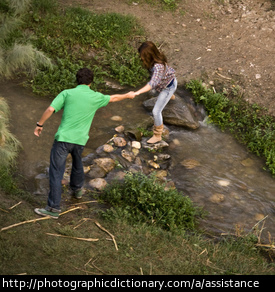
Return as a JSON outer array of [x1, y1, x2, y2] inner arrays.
[[1, 80, 275, 241]]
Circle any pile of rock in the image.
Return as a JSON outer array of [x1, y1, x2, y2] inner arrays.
[[81, 127, 174, 192]]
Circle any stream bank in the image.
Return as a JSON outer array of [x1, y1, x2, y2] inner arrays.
[[1, 80, 274, 242]]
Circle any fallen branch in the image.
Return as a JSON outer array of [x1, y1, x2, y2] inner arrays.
[[95, 221, 118, 251], [9, 201, 22, 210], [73, 218, 92, 229], [0, 208, 9, 213], [69, 200, 97, 207], [46, 233, 99, 242], [256, 243, 275, 249], [60, 206, 82, 215], [1, 206, 82, 232], [1, 217, 50, 231], [85, 257, 106, 275]]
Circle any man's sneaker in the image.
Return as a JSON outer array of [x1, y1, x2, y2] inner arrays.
[[73, 189, 83, 199], [34, 208, 59, 219]]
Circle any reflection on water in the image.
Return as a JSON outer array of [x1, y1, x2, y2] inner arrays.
[[168, 123, 275, 238], [2, 80, 275, 240]]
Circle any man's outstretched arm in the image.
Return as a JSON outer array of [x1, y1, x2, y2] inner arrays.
[[109, 91, 135, 102], [34, 106, 55, 137]]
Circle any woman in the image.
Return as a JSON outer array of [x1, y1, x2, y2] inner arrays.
[[134, 41, 177, 143]]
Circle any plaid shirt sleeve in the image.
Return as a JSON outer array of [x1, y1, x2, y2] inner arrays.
[[148, 64, 165, 89]]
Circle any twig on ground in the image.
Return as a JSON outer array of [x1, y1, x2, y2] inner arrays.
[[69, 200, 97, 207], [9, 201, 22, 210], [1, 217, 50, 231], [95, 221, 118, 251], [85, 257, 106, 275], [1, 206, 82, 232], [46, 233, 99, 242]]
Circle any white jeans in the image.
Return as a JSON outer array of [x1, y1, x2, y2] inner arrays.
[[152, 78, 177, 126]]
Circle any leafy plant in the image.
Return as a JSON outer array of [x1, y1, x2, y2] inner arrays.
[[186, 80, 275, 175], [100, 172, 203, 232], [23, 2, 148, 96]]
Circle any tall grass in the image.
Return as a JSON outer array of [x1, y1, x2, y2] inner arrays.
[[0, 98, 21, 167], [0, 0, 53, 79], [186, 80, 275, 175]]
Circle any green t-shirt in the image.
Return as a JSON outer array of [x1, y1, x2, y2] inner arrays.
[[50, 85, 110, 146]]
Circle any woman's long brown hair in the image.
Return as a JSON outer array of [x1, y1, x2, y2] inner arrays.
[[138, 41, 167, 70]]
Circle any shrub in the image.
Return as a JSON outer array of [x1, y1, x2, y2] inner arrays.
[[186, 80, 275, 175], [100, 172, 203, 232]]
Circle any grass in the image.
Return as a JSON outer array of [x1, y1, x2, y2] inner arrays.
[[21, 1, 148, 96], [0, 0, 275, 276], [0, 169, 275, 275], [186, 80, 275, 176], [0, 98, 21, 167]]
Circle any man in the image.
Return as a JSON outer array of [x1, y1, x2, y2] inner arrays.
[[34, 68, 135, 219]]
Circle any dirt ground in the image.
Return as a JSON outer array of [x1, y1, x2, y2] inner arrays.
[[60, 0, 275, 115]]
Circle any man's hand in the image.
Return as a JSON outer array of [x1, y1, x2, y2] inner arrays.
[[34, 126, 43, 137], [126, 91, 136, 99]]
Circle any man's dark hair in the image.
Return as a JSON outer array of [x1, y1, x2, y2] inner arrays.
[[76, 68, 94, 85]]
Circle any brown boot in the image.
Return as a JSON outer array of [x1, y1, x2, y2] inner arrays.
[[147, 124, 163, 144]]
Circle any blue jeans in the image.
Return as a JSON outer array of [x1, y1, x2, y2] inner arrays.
[[152, 78, 177, 126], [46, 141, 84, 212]]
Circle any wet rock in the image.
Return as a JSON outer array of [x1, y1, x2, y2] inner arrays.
[[131, 141, 141, 149], [132, 148, 139, 156], [87, 164, 106, 178], [106, 170, 126, 182], [124, 116, 154, 141], [111, 115, 123, 121], [157, 153, 171, 161], [113, 136, 127, 147], [94, 157, 116, 173], [181, 159, 200, 169], [217, 179, 230, 187], [88, 178, 107, 190], [121, 149, 135, 162], [115, 125, 124, 133], [82, 153, 95, 165], [155, 170, 168, 180], [103, 144, 115, 153], [143, 95, 200, 129], [148, 160, 160, 169], [128, 164, 143, 173], [210, 193, 225, 203], [164, 180, 176, 190], [142, 139, 169, 151], [241, 158, 254, 167]]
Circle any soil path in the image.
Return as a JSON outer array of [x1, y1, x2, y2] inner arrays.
[[62, 0, 275, 114]]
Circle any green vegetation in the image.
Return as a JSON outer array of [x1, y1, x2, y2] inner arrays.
[[100, 172, 203, 232], [186, 80, 275, 175], [0, 0, 52, 79], [0, 0, 274, 275], [0, 98, 21, 167], [23, 0, 148, 96], [1, 172, 274, 275]]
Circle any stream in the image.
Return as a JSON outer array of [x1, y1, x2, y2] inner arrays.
[[1, 80, 275, 241]]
